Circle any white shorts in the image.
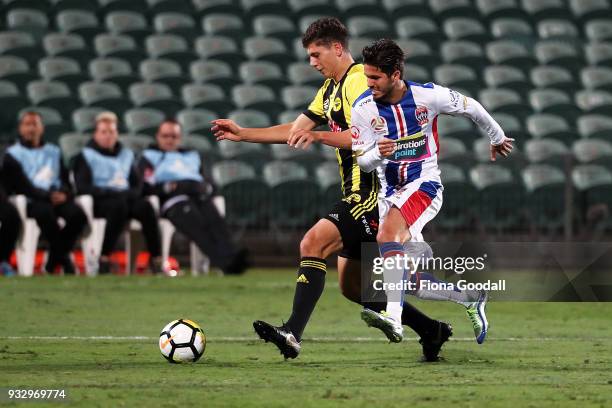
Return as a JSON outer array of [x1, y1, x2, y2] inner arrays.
[[378, 178, 444, 240]]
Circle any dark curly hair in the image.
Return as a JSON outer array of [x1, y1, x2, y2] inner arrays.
[[362, 39, 404, 78], [302, 17, 348, 49]]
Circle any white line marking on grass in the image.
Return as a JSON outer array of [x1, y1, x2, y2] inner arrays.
[[1, 336, 565, 342]]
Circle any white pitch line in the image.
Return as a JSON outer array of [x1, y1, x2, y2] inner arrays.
[[0, 336, 566, 342]]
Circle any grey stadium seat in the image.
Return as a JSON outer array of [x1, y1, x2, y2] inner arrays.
[[93, 34, 145, 69], [289, 0, 339, 17], [228, 109, 271, 128], [585, 19, 612, 42], [577, 114, 612, 141], [105, 11, 152, 46], [42, 33, 92, 69], [26, 80, 80, 119], [128, 82, 183, 116], [492, 112, 525, 139], [231, 84, 284, 116], [0, 31, 42, 66], [89, 57, 139, 89], [153, 12, 198, 40], [524, 138, 569, 164], [347, 16, 392, 39], [440, 41, 487, 71], [243, 37, 293, 66], [123, 108, 165, 136], [38, 56, 88, 93], [530, 65, 575, 92], [396, 39, 439, 71], [436, 115, 477, 141], [239, 61, 289, 92], [176, 108, 218, 135], [139, 58, 189, 90], [287, 62, 321, 86], [72, 107, 106, 133], [484, 65, 530, 96], [534, 41, 584, 73], [479, 88, 531, 120], [528, 88, 579, 120], [147, 0, 194, 14], [189, 60, 239, 92], [0, 80, 28, 133], [0, 55, 36, 92], [434, 64, 480, 95], [144, 34, 197, 71], [241, 0, 290, 18], [575, 89, 612, 114], [569, 0, 612, 23], [78, 81, 131, 116], [430, 0, 478, 20], [98, 0, 147, 13], [521, 0, 571, 21], [121, 133, 154, 154], [201, 13, 246, 40], [281, 85, 318, 110], [335, 0, 383, 18], [443, 17, 489, 44], [581, 66, 612, 92], [537, 19, 579, 41], [572, 139, 612, 166], [526, 113, 575, 143], [382, 0, 431, 19], [395, 17, 441, 48], [193, 0, 239, 16], [486, 40, 537, 73], [181, 83, 234, 115], [490, 17, 534, 40], [476, 0, 527, 22], [7, 8, 49, 41], [404, 64, 431, 84], [195, 36, 244, 67], [585, 43, 612, 68], [56, 10, 104, 45], [252, 15, 297, 41]]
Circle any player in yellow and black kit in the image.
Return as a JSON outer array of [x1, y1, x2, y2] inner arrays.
[[212, 18, 449, 361]]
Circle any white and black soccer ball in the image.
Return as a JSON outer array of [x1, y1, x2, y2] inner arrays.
[[159, 319, 206, 363]]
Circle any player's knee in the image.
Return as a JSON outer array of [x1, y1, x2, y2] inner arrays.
[[299, 231, 323, 257]]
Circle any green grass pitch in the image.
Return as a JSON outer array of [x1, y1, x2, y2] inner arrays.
[[1, 270, 611, 407]]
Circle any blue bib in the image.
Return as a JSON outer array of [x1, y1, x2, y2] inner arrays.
[[82, 146, 134, 191], [7, 142, 62, 191], [142, 149, 203, 184]]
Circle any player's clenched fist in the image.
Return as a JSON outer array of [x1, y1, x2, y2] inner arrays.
[[377, 137, 397, 157], [211, 119, 243, 142]]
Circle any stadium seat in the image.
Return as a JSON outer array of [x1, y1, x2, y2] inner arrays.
[[530, 65, 575, 92], [89, 57, 140, 90], [263, 160, 320, 228], [6, 8, 48, 42], [585, 42, 612, 68], [252, 15, 297, 42], [486, 40, 537, 73], [526, 113, 575, 143], [140, 58, 189, 90], [153, 12, 200, 41], [218, 138, 271, 173], [98, 0, 147, 13], [438, 163, 478, 230], [524, 138, 569, 165], [181, 135, 219, 164], [228, 109, 271, 128], [181, 83, 233, 116], [584, 19, 612, 42], [534, 41, 584, 74], [491, 112, 525, 140], [277, 110, 302, 124], [212, 160, 269, 228], [243, 37, 292, 66], [93, 34, 145, 70], [18, 105, 69, 143], [26, 80, 79, 120], [382, 0, 431, 19], [348, 37, 375, 62], [440, 41, 487, 72], [575, 89, 612, 114], [436, 115, 477, 141], [476, 0, 527, 22], [43, 33, 93, 69], [489, 17, 534, 42], [315, 161, 342, 213], [572, 139, 612, 168], [403, 64, 431, 84], [270, 143, 320, 172], [192, 0, 236, 16], [123, 108, 165, 136], [529, 88, 579, 120], [72, 107, 105, 133], [1, 0, 51, 13], [0, 30, 42, 66], [176, 108, 218, 136], [347, 16, 392, 39], [473, 137, 522, 170], [483, 65, 531, 96], [469, 163, 524, 230], [287, 62, 321, 86], [437, 136, 469, 169], [239, 60, 287, 91], [577, 114, 612, 142], [521, 0, 571, 21], [201, 13, 246, 41], [120, 133, 153, 153], [479, 88, 531, 121], [0, 55, 36, 93], [572, 164, 612, 230], [241, 0, 290, 18], [297, 15, 328, 34], [335, 0, 383, 18], [145, 34, 197, 71], [581, 66, 612, 92], [521, 164, 567, 231], [56, 10, 103, 45], [443, 17, 490, 44], [38, 56, 88, 94], [281, 85, 318, 110], [395, 17, 441, 48], [195, 36, 244, 67], [53, 0, 98, 12], [147, 0, 194, 15], [231, 84, 284, 117], [395, 39, 439, 72], [434, 64, 480, 95], [128, 82, 183, 116], [189, 60, 239, 93], [58, 132, 89, 166], [569, 0, 611, 24], [78, 81, 131, 117], [288, 0, 338, 17], [430, 0, 478, 20], [0, 80, 27, 134], [105, 11, 152, 47], [537, 19, 579, 41]]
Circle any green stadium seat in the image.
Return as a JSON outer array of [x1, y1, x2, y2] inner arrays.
[[530, 65, 575, 92], [0, 55, 35, 92], [6, 8, 48, 41], [581, 66, 612, 92], [521, 164, 566, 231], [18, 105, 69, 143], [404, 63, 431, 84], [176, 108, 218, 136], [395, 39, 439, 72], [315, 161, 342, 213], [572, 139, 612, 168], [252, 15, 297, 42], [78, 81, 131, 116], [56, 10, 103, 45], [486, 40, 537, 73], [212, 160, 269, 228], [140, 58, 189, 90], [195, 35, 244, 67], [430, 0, 478, 20], [263, 160, 320, 228], [98, 0, 147, 13], [105, 11, 152, 47], [26, 80, 80, 120], [93, 34, 145, 70], [38, 56, 88, 93], [434, 64, 480, 95], [383, 0, 431, 19], [534, 41, 584, 74], [59, 132, 89, 165], [287, 62, 321, 86], [243, 37, 292, 66], [231, 84, 283, 117], [153, 12, 198, 42], [569, 0, 612, 24], [145, 34, 197, 71], [241, 0, 290, 18], [335, 0, 383, 18], [585, 19, 612, 42], [476, 0, 527, 22], [575, 89, 612, 114], [479, 88, 531, 121], [526, 113, 575, 143], [288, 0, 339, 17], [0, 30, 42, 66], [181, 83, 234, 115], [218, 138, 271, 173], [0, 80, 27, 134], [147, 0, 194, 14], [529, 88, 579, 120], [586, 43, 612, 68], [189, 60, 239, 92], [89, 57, 140, 89], [202, 13, 246, 41], [43, 33, 93, 69], [521, 0, 571, 22], [123, 108, 165, 136], [577, 114, 612, 142], [524, 138, 569, 165], [228, 109, 271, 128], [438, 162, 477, 229], [441, 41, 487, 71], [281, 85, 318, 110], [436, 115, 477, 141], [129, 82, 183, 116], [347, 16, 392, 38], [484, 65, 530, 96], [238, 60, 289, 92], [395, 17, 441, 48], [72, 107, 105, 133], [443, 17, 490, 44], [192, 0, 236, 16]]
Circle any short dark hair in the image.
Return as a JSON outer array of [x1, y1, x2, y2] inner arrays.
[[19, 111, 42, 122], [302, 17, 348, 49], [362, 39, 405, 78]]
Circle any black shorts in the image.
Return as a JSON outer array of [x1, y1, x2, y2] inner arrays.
[[324, 192, 379, 260]]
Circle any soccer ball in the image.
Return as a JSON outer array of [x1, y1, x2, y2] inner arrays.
[[159, 319, 206, 363]]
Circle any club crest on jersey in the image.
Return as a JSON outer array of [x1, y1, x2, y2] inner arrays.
[[370, 116, 387, 135], [415, 105, 429, 126], [350, 125, 360, 139], [333, 97, 342, 111]]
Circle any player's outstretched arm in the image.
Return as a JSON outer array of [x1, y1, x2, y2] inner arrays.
[[288, 128, 352, 150], [211, 114, 317, 145]]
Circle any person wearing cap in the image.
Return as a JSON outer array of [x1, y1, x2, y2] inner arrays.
[[72, 112, 163, 274]]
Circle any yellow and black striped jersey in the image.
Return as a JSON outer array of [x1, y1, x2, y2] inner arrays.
[[303, 63, 377, 199]]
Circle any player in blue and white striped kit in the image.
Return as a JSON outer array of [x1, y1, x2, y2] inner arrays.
[[351, 39, 515, 346]]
